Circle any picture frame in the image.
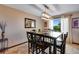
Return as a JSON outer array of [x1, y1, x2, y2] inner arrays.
[[44, 21, 47, 27], [72, 17, 79, 28], [24, 18, 36, 28]]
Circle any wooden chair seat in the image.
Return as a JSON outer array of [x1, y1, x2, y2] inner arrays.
[[36, 41, 50, 49]]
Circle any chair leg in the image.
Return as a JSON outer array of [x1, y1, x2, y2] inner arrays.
[[28, 43, 30, 54], [41, 47, 45, 54], [35, 45, 39, 54], [42, 49, 44, 54], [32, 44, 35, 54], [49, 46, 51, 54], [61, 47, 65, 54], [62, 46, 65, 54], [60, 48, 63, 54]]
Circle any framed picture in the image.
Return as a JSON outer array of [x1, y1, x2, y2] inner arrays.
[[24, 18, 36, 28], [72, 17, 79, 28], [44, 21, 47, 27]]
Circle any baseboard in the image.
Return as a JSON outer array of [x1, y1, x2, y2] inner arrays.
[[72, 42, 79, 45]]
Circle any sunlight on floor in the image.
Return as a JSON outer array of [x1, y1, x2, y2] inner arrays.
[[66, 43, 79, 54]]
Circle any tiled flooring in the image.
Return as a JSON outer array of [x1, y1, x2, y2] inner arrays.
[[5, 43, 28, 54], [1, 43, 79, 54], [66, 43, 79, 54]]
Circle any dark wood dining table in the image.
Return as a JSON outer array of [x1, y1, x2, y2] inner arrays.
[[27, 31, 62, 54]]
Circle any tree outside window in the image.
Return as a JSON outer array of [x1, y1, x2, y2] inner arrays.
[[53, 18, 61, 32]]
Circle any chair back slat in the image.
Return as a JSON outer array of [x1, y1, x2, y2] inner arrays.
[[63, 32, 68, 44]]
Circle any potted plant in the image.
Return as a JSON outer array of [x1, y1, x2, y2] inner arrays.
[[0, 21, 7, 40]]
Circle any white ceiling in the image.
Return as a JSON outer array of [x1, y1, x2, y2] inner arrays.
[[3, 4, 79, 17]]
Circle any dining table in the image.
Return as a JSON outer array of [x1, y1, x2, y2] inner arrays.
[[27, 31, 62, 54]]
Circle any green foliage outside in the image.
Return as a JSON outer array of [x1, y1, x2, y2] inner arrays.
[[53, 23, 61, 32]]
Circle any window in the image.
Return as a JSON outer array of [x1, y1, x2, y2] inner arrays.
[[53, 18, 61, 32], [49, 18, 61, 32], [49, 17, 69, 33]]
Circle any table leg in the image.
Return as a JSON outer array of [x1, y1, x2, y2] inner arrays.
[[49, 45, 51, 54], [53, 39, 56, 54]]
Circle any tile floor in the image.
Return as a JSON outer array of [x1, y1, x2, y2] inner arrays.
[[1, 43, 79, 54]]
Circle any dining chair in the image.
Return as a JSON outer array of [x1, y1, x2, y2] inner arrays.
[[56, 32, 68, 54], [27, 32, 35, 54], [36, 35, 54, 54]]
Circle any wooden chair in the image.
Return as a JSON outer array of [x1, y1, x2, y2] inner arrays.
[[27, 32, 35, 54], [56, 32, 68, 54], [35, 35, 52, 54]]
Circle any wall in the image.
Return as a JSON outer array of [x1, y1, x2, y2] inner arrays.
[[0, 5, 43, 47], [70, 13, 79, 44]]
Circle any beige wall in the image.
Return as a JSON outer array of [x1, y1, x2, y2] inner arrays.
[[0, 5, 43, 47], [70, 13, 79, 44]]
